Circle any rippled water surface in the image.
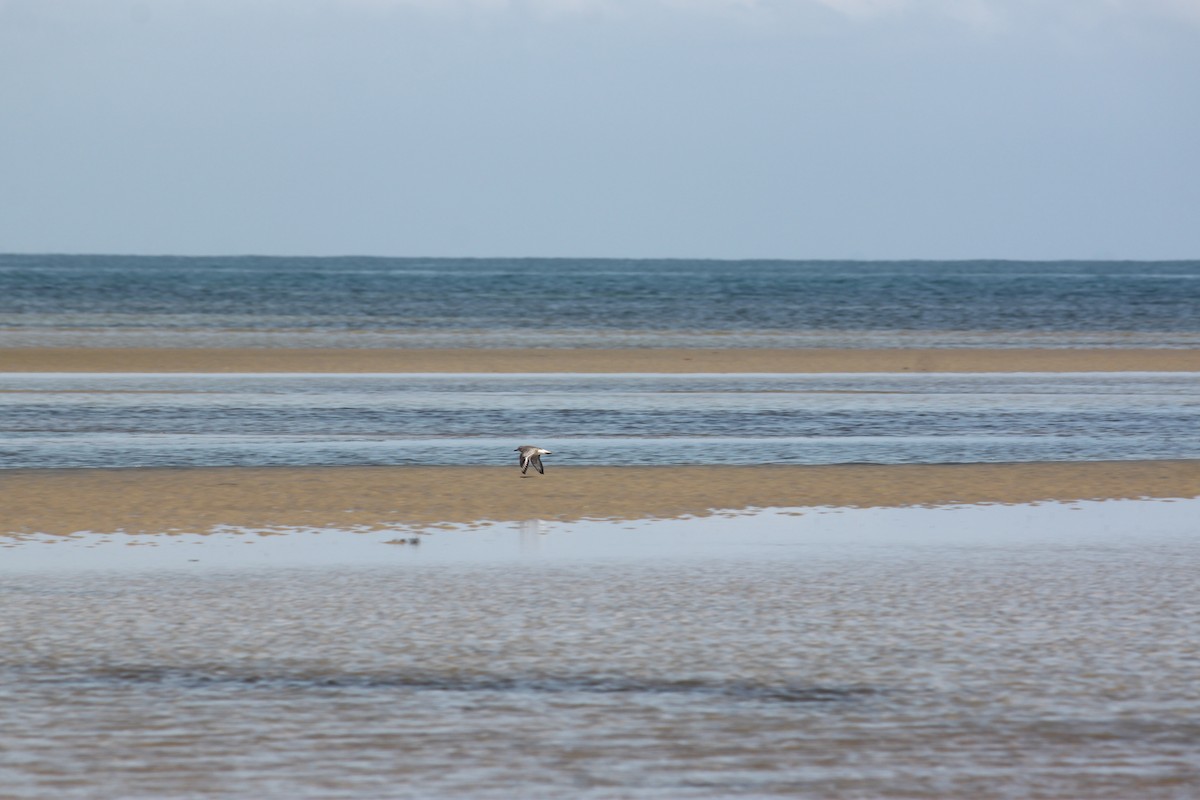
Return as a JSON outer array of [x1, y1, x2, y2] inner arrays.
[[3, 255, 1200, 348], [3, 502, 1199, 798], [3, 372, 1199, 468]]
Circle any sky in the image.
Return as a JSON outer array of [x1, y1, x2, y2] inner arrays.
[[1, 0, 1198, 260]]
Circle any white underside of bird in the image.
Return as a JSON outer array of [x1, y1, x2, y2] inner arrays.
[[515, 445, 552, 475]]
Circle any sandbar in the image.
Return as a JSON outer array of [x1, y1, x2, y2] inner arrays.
[[3, 461, 1198, 537], [3, 347, 1200, 373]]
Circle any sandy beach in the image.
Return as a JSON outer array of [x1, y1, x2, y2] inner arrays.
[[4, 347, 1200, 373], [3, 460, 1198, 537]]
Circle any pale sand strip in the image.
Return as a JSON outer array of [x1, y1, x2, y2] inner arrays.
[[3, 461, 1197, 537], [3, 347, 1200, 373]]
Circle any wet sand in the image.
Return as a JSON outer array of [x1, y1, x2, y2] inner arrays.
[[4, 347, 1200, 373], [6, 500, 1199, 798], [4, 461, 1198, 537]]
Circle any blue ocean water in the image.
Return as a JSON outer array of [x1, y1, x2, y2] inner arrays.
[[2, 255, 1200, 348], [2, 255, 1199, 468]]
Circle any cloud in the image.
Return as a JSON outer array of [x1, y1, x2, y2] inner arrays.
[[336, 0, 615, 16], [6, 0, 1200, 32], [1135, 0, 1200, 24], [326, 0, 1200, 31], [810, 0, 909, 20], [800, 0, 1200, 31]]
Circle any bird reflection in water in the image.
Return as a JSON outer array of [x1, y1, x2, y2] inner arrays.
[[519, 518, 544, 552]]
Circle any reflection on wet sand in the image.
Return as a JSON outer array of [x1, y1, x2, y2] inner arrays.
[[2, 502, 1198, 799]]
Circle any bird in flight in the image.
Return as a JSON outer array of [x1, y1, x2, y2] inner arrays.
[[515, 445, 552, 475]]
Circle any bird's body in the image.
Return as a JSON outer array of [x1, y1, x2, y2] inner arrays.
[[515, 445, 552, 475]]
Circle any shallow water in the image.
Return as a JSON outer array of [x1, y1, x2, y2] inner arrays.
[[4, 256, 1200, 348], [3, 372, 1200, 468], [3, 501, 1199, 798]]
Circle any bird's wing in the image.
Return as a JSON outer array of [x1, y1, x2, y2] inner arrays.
[[531, 454, 544, 474]]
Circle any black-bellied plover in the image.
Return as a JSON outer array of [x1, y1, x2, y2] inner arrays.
[[515, 445, 552, 475]]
